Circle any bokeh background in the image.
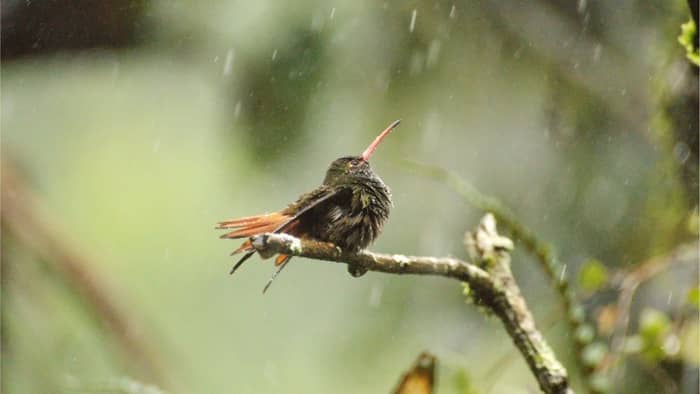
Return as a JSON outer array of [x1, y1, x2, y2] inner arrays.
[[2, 1, 698, 393]]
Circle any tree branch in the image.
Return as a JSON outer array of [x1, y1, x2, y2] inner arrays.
[[406, 161, 592, 392], [253, 233, 494, 284], [249, 214, 572, 394]]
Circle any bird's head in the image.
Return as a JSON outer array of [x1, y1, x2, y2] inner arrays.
[[323, 120, 400, 186]]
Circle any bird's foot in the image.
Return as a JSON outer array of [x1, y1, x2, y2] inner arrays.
[[250, 233, 276, 259], [250, 232, 306, 259]]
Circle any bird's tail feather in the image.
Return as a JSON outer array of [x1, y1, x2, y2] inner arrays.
[[217, 212, 290, 239], [217, 212, 297, 278]]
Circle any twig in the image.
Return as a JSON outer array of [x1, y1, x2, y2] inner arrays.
[[250, 214, 573, 394], [605, 242, 698, 384]]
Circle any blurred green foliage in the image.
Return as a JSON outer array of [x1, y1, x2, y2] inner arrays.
[[578, 259, 609, 294], [638, 308, 673, 362], [2, 1, 698, 393], [678, 20, 699, 65], [688, 287, 700, 310]]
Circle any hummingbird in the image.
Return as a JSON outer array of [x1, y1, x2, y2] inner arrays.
[[217, 119, 400, 292]]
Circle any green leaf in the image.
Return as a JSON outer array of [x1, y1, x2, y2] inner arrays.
[[569, 305, 586, 324], [575, 324, 595, 345], [678, 19, 700, 66], [462, 282, 472, 297], [582, 342, 608, 367], [462, 282, 474, 305], [578, 259, 609, 292], [640, 308, 671, 339], [639, 308, 671, 361]]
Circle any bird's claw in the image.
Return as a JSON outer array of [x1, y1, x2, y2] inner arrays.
[[251, 234, 277, 259]]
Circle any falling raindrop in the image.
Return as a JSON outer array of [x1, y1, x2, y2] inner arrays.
[[426, 40, 442, 68], [234, 101, 242, 119], [369, 283, 383, 307], [223, 49, 234, 76], [577, 0, 587, 14], [673, 141, 691, 164], [449, 4, 456, 18], [330, 7, 336, 19], [271, 49, 278, 61], [311, 10, 324, 31], [409, 51, 425, 75], [409, 9, 417, 33], [593, 44, 602, 63], [559, 264, 567, 283]]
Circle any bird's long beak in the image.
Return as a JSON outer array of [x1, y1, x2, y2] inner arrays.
[[361, 119, 401, 161]]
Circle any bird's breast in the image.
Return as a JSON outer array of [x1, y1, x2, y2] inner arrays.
[[327, 182, 391, 251]]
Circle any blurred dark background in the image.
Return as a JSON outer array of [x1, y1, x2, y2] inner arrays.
[[2, 1, 698, 393]]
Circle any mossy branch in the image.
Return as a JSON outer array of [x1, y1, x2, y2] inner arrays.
[[250, 214, 572, 394]]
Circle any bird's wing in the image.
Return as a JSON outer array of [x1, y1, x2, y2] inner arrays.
[[274, 185, 344, 233]]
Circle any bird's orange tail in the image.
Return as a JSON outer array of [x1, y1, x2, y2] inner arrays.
[[217, 212, 290, 239], [217, 212, 300, 257], [275, 254, 291, 266]]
